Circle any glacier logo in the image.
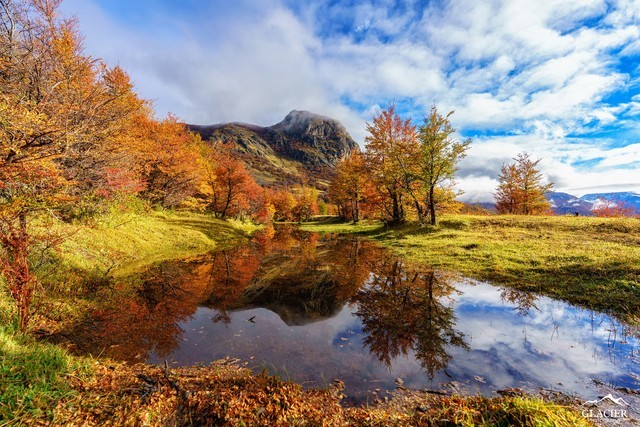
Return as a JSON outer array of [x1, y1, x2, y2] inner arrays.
[[581, 394, 630, 419]]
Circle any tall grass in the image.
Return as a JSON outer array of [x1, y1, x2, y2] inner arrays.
[[0, 313, 89, 424]]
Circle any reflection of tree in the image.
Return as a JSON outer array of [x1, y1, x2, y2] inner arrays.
[[415, 271, 469, 378], [352, 262, 468, 378], [229, 233, 374, 325], [70, 227, 453, 364], [67, 259, 217, 362], [500, 288, 538, 317], [205, 246, 261, 324]]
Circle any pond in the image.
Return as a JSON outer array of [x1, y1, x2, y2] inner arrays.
[[71, 226, 640, 404]]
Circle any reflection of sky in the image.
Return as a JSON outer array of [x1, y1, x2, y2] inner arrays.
[[148, 281, 640, 403], [447, 282, 640, 399]]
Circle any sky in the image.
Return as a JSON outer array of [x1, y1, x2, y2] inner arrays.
[[59, 0, 640, 202]]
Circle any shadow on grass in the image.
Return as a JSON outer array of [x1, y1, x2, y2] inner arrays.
[[299, 217, 389, 237], [299, 217, 470, 239], [164, 217, 251, 245]]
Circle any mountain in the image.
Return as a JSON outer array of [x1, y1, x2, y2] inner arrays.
[[471, 192, 640, 215], [547, 191, 640, 215], [188, 110, 358, 189], [546, 192, 594, 215]]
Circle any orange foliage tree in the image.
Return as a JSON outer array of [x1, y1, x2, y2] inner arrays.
[[199, 142, 262, 218], [494, 153, 553, 215], [328, 151, 370, 222], [364, 105, 417, 225], [123, 114, 203, 207], [291, 185, 319, 222], [0, 0, 142, 330], [270, 189, 297, 221], [592, 199, 636, 218]]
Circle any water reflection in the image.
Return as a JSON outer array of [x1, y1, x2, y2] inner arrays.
[[353, 264, 468, 378], [67, 226, 640, 403]]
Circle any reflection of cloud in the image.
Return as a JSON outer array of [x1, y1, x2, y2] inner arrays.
[[452, 282, 637, 395], [61, 0, 640, 198]]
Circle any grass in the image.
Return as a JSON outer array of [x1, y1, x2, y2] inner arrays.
[[0, 208, 260, 423], [0, 312, 91, 425], [55, 209, 259, 277], [301, 214, 640, 324]]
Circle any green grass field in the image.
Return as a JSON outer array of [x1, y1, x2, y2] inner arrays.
[[301, 214, 640, 324]]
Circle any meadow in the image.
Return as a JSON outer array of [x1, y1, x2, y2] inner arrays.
[[3, 211, 634, 425], [302, 214, 640, 325]]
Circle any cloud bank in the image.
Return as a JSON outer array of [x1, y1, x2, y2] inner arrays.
[[61, 0, 640, 200]]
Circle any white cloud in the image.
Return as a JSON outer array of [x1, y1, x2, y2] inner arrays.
[[60, 0, 640, 199]]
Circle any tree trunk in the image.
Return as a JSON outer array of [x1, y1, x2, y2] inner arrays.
[[353, 189, 360, 223], [429, 184, 436, 226]]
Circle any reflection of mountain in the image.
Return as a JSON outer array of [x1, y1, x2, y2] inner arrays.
[[65, 226, 469, 375], [204, 229, 373, 326]]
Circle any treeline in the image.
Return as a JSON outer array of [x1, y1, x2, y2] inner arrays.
[[328, 105, 470, 226]]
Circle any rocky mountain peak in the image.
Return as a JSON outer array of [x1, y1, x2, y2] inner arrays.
[[187, 110, 358, 189], [272, 110, 346, 135]]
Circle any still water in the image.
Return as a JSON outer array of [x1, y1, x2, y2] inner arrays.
[[74, 226, 640, 403]]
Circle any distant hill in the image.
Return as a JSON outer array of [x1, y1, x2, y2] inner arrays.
[[466, 192, 640, 216], [546, 191, 640, 215], [188, 110, 358, 189], [546, 192, 594, 215]]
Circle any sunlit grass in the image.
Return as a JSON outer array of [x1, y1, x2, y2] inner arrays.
[[0, 211, 600, 425], [0, 322, 91, 424], [54, 210, 257, 277], [302, 214, 640, 323]]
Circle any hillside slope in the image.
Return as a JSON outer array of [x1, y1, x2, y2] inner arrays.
[[189, 110, 358, 189]]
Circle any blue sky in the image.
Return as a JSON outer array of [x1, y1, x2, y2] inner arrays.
[[60, 0, 640, 201]]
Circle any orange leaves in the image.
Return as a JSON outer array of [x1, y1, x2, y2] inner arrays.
[[270, 188, 298, 221], [592, 199, 637, 218], [329, 151, 378, 222], [115, 114, 203, 206], [198, 141, 262, 218], [495, 153, 553, 215], [364, 105, 418, 224]]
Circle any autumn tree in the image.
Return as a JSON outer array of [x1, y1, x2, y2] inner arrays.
[[0, 0, 142, 330], [254, 189, 276, 224], [494, 153, 553, 215], [364, 105, 417, 225], [415, 107, 470, 225], [270, 189, 297, 222], [592, 199, 636, 218], [328, 151, 370, 222], [291, 185, 319, 222], [128, 115, 203, 207], [199, 142, 261, 219]]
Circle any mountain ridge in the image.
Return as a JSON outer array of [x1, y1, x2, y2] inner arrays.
[[188, 110, 358, 189], [548, 191, 640, 215]]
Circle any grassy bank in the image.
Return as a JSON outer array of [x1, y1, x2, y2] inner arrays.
[[56, 210, 260, 277], [301, 214, 640, 323], [1, 209, 259, 423]]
